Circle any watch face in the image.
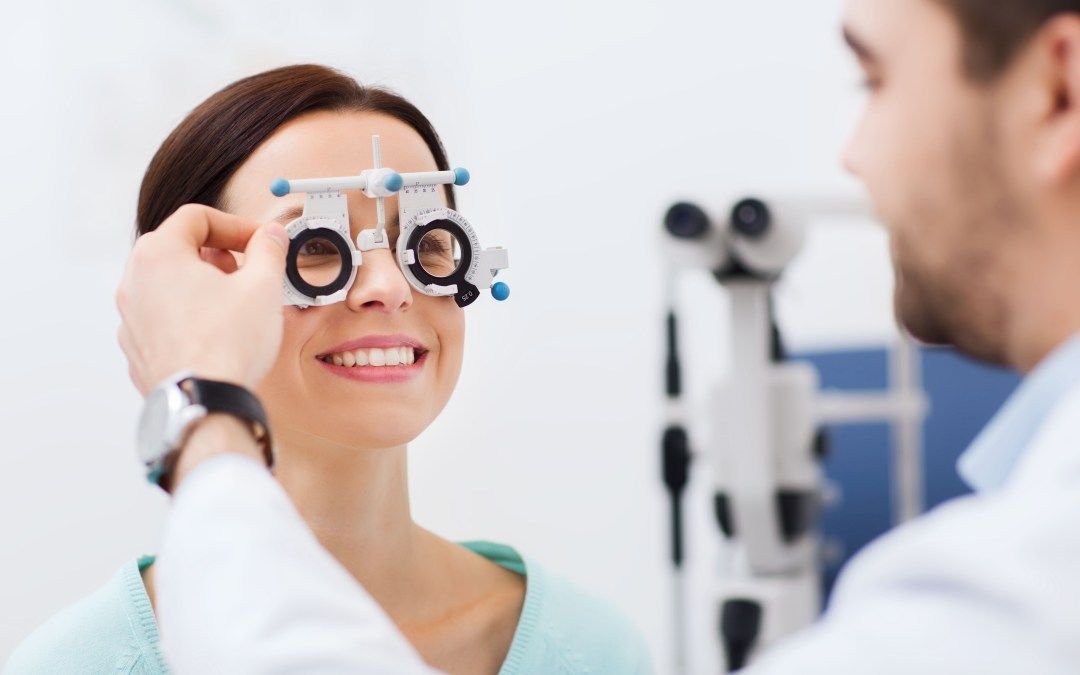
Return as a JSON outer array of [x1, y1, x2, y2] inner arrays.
[[136, 386, 170, 463]]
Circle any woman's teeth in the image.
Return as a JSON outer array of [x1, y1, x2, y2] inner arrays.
[[321, 346, 418, 367]]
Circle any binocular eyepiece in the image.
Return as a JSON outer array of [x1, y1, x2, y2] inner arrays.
[[661, 196, 806, 280], [664, 202, 711, 240], [664, 198, 773, 241]]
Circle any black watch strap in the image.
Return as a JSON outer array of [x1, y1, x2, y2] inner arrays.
[[159, 378, 274, 491], [185, 377, 273, 464]]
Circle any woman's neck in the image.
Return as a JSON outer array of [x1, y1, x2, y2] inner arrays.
[[271, 426, 430, 620]]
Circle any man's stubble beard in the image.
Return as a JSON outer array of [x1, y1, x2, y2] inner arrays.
[[888, 111, 1020, 367]]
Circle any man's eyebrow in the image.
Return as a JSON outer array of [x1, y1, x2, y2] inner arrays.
[[269, 204, 400, 230], [843, 25, 878, 64]]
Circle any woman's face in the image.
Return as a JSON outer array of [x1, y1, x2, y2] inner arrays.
[[222, 110, 464, 452]]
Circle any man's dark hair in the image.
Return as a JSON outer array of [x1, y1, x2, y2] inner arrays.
[[938, 0, 1080, 81]]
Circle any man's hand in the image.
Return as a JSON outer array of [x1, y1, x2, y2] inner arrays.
[[115, 204, 289, 394]]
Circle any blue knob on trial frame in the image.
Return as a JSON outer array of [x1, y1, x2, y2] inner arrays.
[[453, 167, 470, 186], [270, 178, 291, 197], [491, 282, 510, 301]]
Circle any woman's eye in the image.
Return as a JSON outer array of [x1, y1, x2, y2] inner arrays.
[[301, 241, 332, 256], [296, 238, 340, 268], [420, 239, 449, 253]]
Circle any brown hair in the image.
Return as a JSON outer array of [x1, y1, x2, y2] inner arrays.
[[135, 64, 455, 239], [937, 0, 1080, 81]]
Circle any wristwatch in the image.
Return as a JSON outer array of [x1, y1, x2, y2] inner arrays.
[[136, 369, 273, 490]]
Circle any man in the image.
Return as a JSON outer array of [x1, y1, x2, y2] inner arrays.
[[748, 0, 1080, 670], [112, 0, 1080, 672]]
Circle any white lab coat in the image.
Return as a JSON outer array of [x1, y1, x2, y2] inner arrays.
[[156, 454, 439, 674], [156, 382, 1080, 674], [747, 379, 1080, 674]]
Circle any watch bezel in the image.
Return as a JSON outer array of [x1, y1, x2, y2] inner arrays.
[[136, 369, 206, 465]]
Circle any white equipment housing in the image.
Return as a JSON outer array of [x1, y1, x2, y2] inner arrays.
[[660, 195, 929, 673]]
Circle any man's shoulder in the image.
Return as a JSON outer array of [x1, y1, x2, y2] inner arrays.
[[511, 556, 653, 674], [4, 559, 167, 675]]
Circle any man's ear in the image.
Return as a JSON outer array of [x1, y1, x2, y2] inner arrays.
[[1031, 14, 1080, 185]]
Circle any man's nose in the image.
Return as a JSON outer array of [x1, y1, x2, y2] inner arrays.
[[841, 123, 866, 177], [344, 248, 413, 313]]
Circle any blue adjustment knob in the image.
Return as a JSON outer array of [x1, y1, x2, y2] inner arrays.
[[270, 178, 290, 197], [491, 282, 510, 301], [385, 172, 403, 192], [453, 167, 471, 186]]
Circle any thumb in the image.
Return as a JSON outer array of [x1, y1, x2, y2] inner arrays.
[[240, 223, 289, 282]]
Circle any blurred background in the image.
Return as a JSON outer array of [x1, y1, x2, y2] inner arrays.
[[0, 1, 1018, 672]]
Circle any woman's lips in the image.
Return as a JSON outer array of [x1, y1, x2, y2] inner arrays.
[[317, 351, 427, 383]]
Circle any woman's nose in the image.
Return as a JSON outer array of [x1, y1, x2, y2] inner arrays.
[[344, 249, 413, 313]]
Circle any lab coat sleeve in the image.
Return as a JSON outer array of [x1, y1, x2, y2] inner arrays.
[[154, 453, 441, 675], [741, 470, 1080, 675]]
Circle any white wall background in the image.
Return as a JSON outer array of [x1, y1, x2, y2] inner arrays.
[[0, 1, 897, 671]]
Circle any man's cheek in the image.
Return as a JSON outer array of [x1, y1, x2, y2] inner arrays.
[[859, 116, 903, 201]]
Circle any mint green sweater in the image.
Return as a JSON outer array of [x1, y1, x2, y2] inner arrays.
[[5, 541, 652, 674]]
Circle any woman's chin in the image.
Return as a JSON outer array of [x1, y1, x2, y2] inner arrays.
[[335, 414, 426, 449], [267, 403, 428, 451]]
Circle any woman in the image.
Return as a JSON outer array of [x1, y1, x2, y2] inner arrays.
[[6, 64, 651, 674]]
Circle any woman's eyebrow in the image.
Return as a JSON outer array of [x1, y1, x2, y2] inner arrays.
[[271, 204, 305, 225], [268, 204, 401, 231]]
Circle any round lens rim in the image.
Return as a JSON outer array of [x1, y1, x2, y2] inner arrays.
[[404, 217, 473, 288], [285, 226, 354, 300]]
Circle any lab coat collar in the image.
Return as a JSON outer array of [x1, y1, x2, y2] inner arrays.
[[957, 331, 1080, 493]]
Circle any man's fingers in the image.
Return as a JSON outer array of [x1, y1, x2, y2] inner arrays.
[[201, 247, 241, 274], [239, 223, 289, 285], [154, 204, 264, 255]]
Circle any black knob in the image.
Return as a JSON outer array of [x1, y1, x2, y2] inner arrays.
[[721, 598, 763, 671]]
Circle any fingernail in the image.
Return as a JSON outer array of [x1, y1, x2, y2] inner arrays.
[[266, 224, 288, 251]]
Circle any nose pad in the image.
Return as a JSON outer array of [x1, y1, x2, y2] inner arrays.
[[345, 248, 413, 313]]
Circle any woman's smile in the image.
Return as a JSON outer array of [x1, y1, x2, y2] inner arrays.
[[315, 332, 430, 383]]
